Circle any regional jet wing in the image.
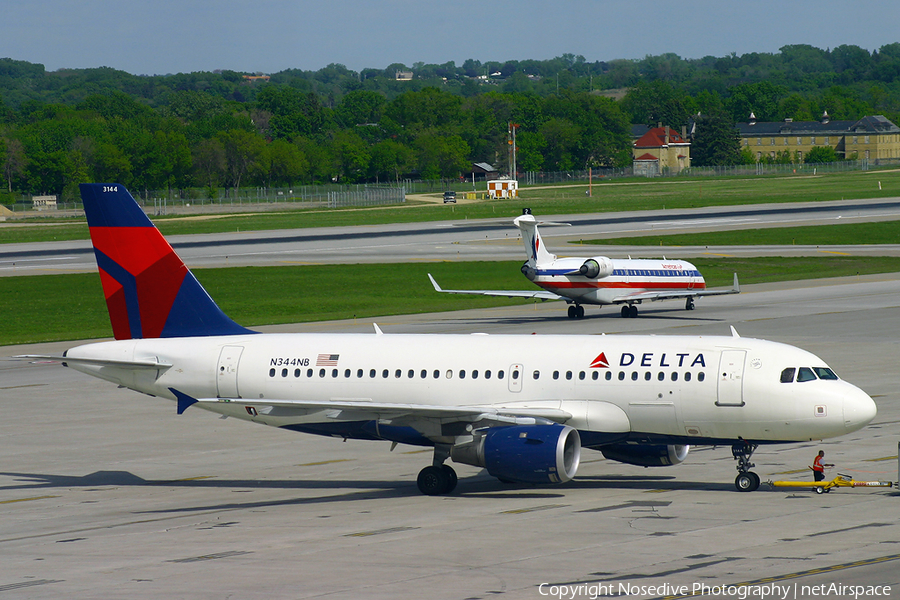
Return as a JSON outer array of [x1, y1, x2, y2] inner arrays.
[[612, 273, 741, 304], [428, 274, 564, 301]]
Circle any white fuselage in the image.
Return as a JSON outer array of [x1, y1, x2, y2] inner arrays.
[[531, 257, 704, 305], [64, 332, 876, 447]]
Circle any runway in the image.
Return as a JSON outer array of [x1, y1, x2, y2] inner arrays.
[[2, 273, 899, 599], [2, 196, 900, 276]]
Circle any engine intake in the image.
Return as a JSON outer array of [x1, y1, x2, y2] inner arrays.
[[579, 257, 614, 279], [451, 424, 581, 484], [600, 443, 689, 467]]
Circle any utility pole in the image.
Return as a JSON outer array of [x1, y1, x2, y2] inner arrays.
[[508, 122, 518, 180]]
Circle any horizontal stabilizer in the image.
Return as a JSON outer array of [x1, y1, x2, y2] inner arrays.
[[15, 354, 172, 369]]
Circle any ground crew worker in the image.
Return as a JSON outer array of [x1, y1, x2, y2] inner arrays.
[[812, 450, 834, 482]]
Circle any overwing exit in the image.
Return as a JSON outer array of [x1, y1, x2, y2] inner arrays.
[[429, 209, 740, 318], [19, 185, 876, 496]]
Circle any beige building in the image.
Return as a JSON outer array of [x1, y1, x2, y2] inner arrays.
[[632, 126, 691, 176], [737, 113, 900, 162]]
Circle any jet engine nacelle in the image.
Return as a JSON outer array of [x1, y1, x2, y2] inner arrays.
[[521, 262, 537, 281], [600, 443, 689, 467], [579, 257, 614, 279], [451, 425, 581, 484]]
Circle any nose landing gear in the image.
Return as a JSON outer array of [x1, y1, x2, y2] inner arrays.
[[732, 441, 760, 492]]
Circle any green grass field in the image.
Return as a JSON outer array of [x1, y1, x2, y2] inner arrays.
[[3, 169, 900, 244], [4, 256, 900, 346]]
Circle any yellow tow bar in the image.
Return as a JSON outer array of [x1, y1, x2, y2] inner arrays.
[[767, 473, 894, 494]]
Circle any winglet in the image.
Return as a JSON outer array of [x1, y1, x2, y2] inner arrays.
[[730, 326, 740, 338], [733, 273, 741, 293], [373, 323, 384, 335], [170, 388, 199, 414], [427, 273, 443, 292]]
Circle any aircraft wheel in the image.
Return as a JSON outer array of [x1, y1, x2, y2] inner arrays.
[[441, 465, 458, 493], [417, 465, 451, 495], [735, 472, 760, 492], [567, 305, 577, 319], [685, 297, 695, 310], [575, 305, 585, 319], [629, 305, 639, 318], [621, 306, 629, 318]]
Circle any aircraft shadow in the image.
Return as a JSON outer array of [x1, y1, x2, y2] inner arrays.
[[0, 469, 734, 513]]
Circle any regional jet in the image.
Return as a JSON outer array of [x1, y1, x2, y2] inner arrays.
[[20, 185, 876, 495], [429, 209, 740, 318]]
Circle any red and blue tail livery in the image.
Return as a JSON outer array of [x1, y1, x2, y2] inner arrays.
[[80, 183, 252, 339]]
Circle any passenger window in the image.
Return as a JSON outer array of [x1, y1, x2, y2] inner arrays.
[[698, 372, 705, 382], [533, 370, 540, 380], [579, 371, 585, 380], [684, 372, 692, 382], [344, 369, 350, 378], [566, 371, 573, 380], [332, 369, 338, 378], [420, 369, 427, 379], [644, 372, 652, 381], [658, 372, 665, 381], [553, 371, 560, 380], [618, 372, 625, 381], [631, 372, 638, 381], [814, 367, 839, 380], [408, 370, 414, 378], [370, 369, 376, 378], [307, 368, 313, 377], [485, 370, 492, 379], [395, 369, 402, 378], [459, 370, 466, 379], [797, 367, 817, 382], [780, 368, 795, 383], [446, 370, 452, 379], [382, 369, 389, 378], [294, 368, 301, 378], [433, 369, 440, 379], [357, 369, 363, 378], [592, 371, 599, 381], [605, 371, 612, 381], [282, 368, 288, 377], [512, 369, 519, 380], [671, 372, 678, 382], [269, 368, 276, 377], [498, 370, 505, 379], [318, 369, 325, 378], [472, 370, 479, 379]]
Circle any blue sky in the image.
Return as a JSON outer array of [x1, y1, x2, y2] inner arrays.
[[3, 0, 900, 75]]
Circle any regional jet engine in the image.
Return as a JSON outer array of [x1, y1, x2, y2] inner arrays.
[[579, 257, 614, 279]]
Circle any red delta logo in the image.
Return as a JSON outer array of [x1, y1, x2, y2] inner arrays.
[[589, 352, 610, 368]]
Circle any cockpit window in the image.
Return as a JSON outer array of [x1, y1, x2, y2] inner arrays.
[[780, 368, 795, 383], [796, 367, 817, 382], [814, 367, 839, 380]]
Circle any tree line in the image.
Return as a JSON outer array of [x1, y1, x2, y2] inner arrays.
[[1, 43, 899, 201]]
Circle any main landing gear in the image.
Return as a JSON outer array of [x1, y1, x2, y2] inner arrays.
[[732, 441, 760, 492], [620, 304, 639, 318], [685, 297, 695, 311], [567, 304, 585, 319], [416, 445, 458, 495]]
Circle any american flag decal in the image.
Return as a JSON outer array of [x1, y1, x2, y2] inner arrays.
[[316, 353, 340, 366]]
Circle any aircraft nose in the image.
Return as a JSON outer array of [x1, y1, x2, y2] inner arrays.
[[843, 386, 877, 432]]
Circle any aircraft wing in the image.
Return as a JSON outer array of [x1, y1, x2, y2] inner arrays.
[[612, 273, 741, 304], [196, 396, 572, 423], [428, 273, 563, 301]]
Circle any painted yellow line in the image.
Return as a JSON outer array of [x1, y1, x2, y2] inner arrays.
[[819, 250, 851, 255], [500, 504, 567, 515], [0, 495, 59, 505], [296, 458, 354, 467], [174, 476, 216, 481], [701, 253, 735, 257], [863, 455, 899, 462]]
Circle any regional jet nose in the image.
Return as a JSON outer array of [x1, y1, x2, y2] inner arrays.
[[843, 386, 877, 433]]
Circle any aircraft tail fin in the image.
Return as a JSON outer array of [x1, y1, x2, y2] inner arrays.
[[79, 183, 253, 340], [513, 212, 557, 266]]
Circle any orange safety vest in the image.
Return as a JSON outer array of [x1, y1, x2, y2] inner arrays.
[[813, 455, 825, 472]]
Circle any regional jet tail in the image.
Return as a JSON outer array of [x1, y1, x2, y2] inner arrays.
[[19, 185, 876, 495], [429, 209, 739, 319]]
